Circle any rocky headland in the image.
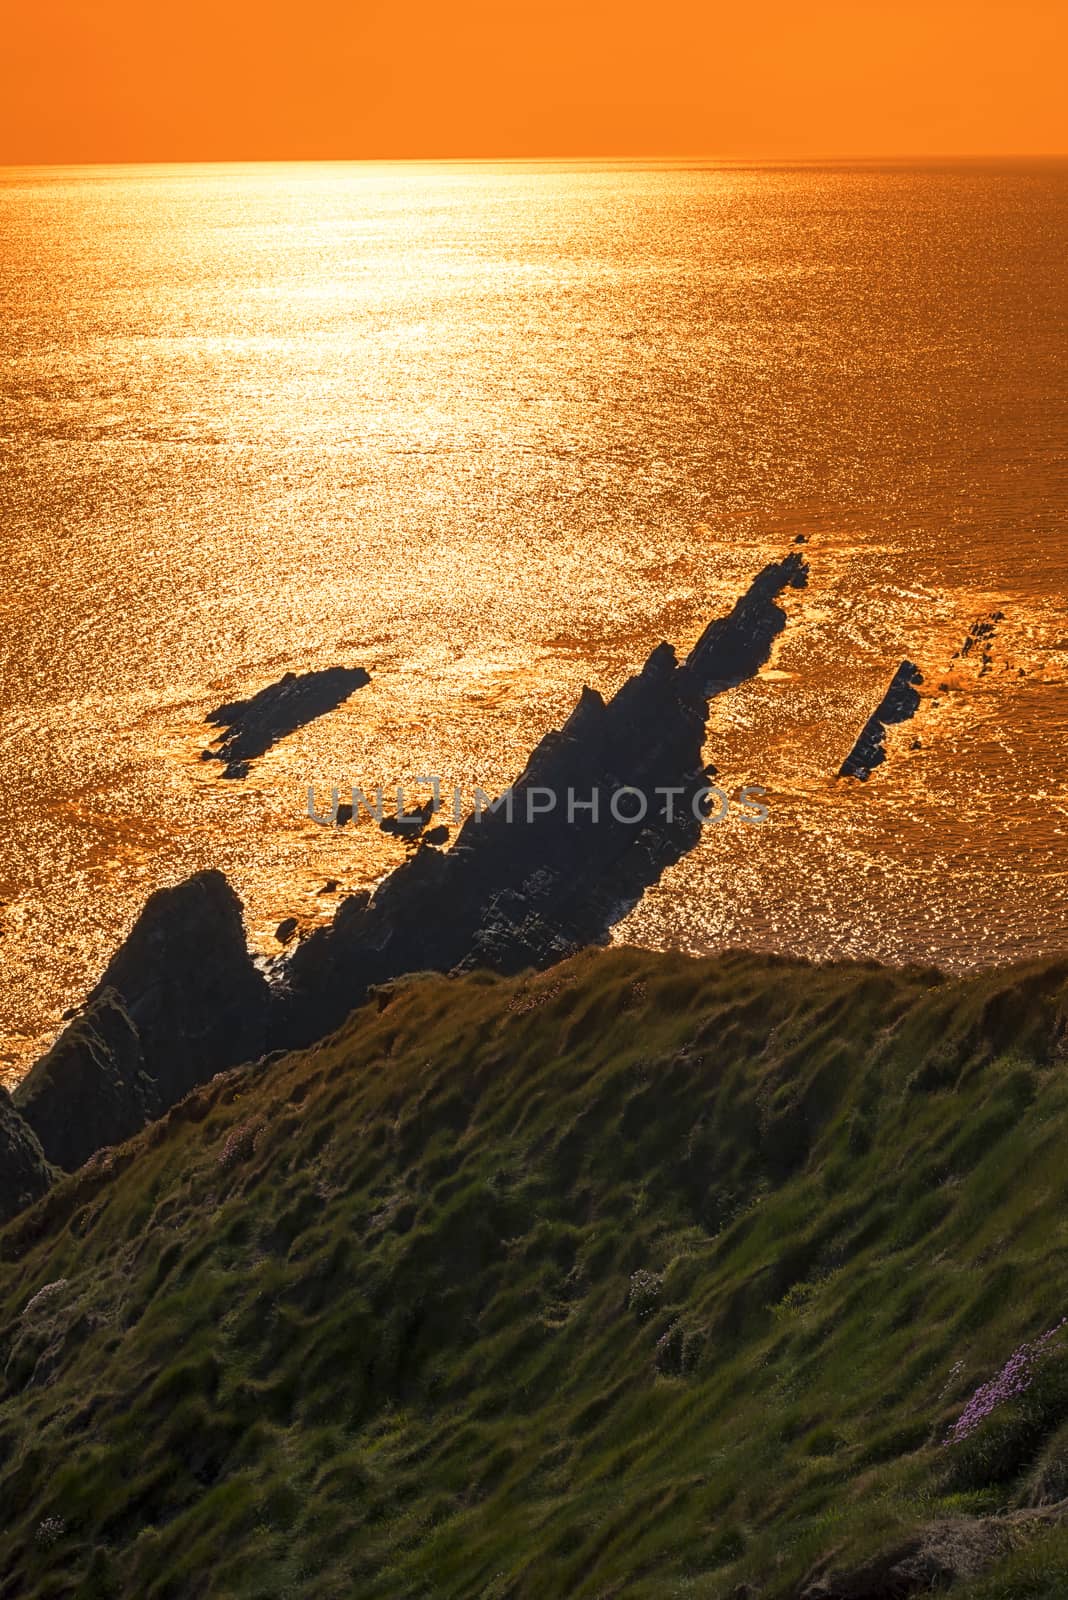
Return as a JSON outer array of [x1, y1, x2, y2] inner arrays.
[[3, 553, 807, 1180]]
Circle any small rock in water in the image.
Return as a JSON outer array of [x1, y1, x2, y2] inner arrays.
[[838, 660, 923, 781], [317, 879, 339, 895], [275, 917, 299, 944], [380, 799, 435, 837], [204, 666, 370, 779]]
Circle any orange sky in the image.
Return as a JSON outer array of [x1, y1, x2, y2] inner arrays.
[[3, 0, 1066, 163]]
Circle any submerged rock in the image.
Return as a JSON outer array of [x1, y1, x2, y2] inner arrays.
[[202, 665, 370, 778], [953, 610, 1004, 676]]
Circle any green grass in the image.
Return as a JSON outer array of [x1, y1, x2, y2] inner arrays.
[[1, 945, 1068, 1598]]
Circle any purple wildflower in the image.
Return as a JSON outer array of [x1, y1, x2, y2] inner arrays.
[[946, 1317, 1068, 1444]]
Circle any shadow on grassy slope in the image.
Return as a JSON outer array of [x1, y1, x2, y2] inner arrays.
[[2, 947, 1068, 1599]]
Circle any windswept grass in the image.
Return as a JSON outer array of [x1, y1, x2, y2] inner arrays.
[[2, 946, 1068, 1598]]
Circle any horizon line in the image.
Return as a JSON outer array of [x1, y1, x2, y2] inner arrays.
[[2, 152, 1067, 170]]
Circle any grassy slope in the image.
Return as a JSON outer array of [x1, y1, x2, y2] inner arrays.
[[2, 947, 1068, 1599]]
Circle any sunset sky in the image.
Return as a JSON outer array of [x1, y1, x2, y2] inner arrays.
[[3, 0, 1066, 163]]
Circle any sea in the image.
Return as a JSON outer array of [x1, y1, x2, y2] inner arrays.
[[1, 159, 1066, 1083]]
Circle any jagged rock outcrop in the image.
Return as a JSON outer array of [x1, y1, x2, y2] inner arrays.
[[839, 659, 923, 780], [14, 990, 158, 1172], [0, 1088, 53, 1224], [273, 553, 807, 1047], [684, 552, 809, 690], [3, 555, 806, 1195], [14, 871, 270, 1172], [83, 870, 270, 1106], [202, 665, 370, 778]]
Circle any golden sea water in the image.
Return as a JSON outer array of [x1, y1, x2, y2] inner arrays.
[[0, 160, 1066, 1083]]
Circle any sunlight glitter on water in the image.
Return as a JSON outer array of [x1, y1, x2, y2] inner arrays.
[[0, 161, 1066, 1081]]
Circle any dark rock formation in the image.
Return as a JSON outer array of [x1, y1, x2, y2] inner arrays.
[[0, 1088, 53, 1225], [837, 612, 1002, 790], [202, 666, 370, 779], [273, 553, 807, 1048], [3, 554, 806, 1196], [380, 799, 436, 837], [952, 610, 1004, 676], [15, 872, 270, 1171], [14, 991, 157, 1173], [684, 553, 807, 691], [82, 870, 270, 1105], [838, 660, 923, 781]]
